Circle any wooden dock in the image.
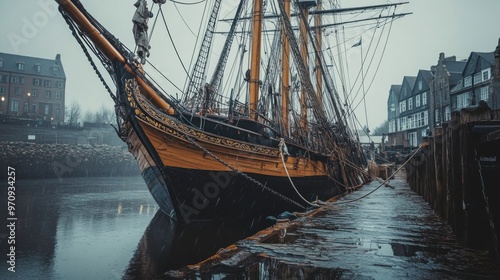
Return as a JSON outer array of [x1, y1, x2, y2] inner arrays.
[[406, 108, 500, 258], [165, 170, 500, 279]]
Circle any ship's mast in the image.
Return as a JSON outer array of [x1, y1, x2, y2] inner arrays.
[[315, 0, 323, 109], [299, 1, 316, 133], [281, 0, 291, 135], [249, 0, 263, 120]]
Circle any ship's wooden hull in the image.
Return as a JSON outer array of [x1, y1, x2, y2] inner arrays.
[[121, 75, 348, 224]]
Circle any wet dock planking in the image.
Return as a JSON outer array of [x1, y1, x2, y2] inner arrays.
[[165, 170, 500, 279]]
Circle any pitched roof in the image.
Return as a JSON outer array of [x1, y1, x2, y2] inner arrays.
[[0, 52, 65, 79], [443, 60, 467, 74]]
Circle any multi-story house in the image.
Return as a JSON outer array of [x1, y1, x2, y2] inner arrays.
[[386, 84, 401, 146], [0, 53, 66, 123], [450, 51, 494, 111], [396, 76, 417, 147], [429, 53, 466, 128], [398, 71, 432, 147]]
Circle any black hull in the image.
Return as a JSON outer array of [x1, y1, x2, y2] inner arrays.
[[143, 165, 345, 224]]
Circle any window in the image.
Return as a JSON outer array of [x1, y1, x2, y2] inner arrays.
[[389, 119, 396, 133], [457, 92, 471, 109], [34, 78, 40, 86], [0, 75, 3, 83], [36, 65, 41, 73], [24, 102, 29, 113], [44, 80, 51, 87], [10, 100, 19, 112], [445, 106, 451, 122], [55, 91, 61, 99], [418, 81, 422, 90], [400, 100, 406, 112], [31, 104, 37, 113], [44, 105, 49, 115], [17, 63, 25, 71], [422, 92, 427, 105], [15, 87, 21, 96], [12, 76, 19, 84], [424, 111, 428, 125], [0, 60, 3, 68], [32, 89, 37, 97], [416, 95, 421, 107], [482, 69, 490, 81], [435, 109, 440, 124], [57, 81, 64, 88], [480, 86, 489, 101], [408, 98, 413, 110], [464, 76, 472, 87], [473, 73, 482, 84], [45, 91, 51, 99], [56, 109, 60, 119], [408, 132, 417, 147], [0, 87, 4, 94]]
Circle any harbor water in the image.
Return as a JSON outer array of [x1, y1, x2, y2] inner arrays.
[[1, 172, 499, 279]]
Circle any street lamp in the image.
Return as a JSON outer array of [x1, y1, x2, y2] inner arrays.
[[0, 96, 4, 113], [27, 92, 31, 116]]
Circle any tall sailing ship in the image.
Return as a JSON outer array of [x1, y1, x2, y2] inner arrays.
[[55, 0, 408, 225]]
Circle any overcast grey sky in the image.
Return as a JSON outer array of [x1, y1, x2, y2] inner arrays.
[[1, 0, 499, 130]]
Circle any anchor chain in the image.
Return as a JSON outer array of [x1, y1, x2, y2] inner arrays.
[[183, 132, 306, 210]]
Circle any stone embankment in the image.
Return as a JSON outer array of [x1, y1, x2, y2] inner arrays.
[[0, 141, 141, 179]]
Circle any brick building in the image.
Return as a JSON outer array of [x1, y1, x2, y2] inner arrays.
[[429, 53, 466, 129], [0, 53, 66, 124]]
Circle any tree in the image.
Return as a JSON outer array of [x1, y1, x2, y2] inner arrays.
[[67, 101, 81, 127], [372, 120, 389, 135]]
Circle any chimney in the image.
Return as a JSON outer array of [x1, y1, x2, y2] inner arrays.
[[439, 52, 445, 64], [55, 54, 61, 65]]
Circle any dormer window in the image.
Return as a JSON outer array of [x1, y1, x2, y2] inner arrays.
[[35, 64, 41, 73], [0, 59, 3, 68], [17, 63, 25, 71]]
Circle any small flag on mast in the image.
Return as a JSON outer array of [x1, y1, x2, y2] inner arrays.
[[352, 37, 362, 48]]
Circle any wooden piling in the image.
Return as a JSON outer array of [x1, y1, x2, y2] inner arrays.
[[405, 108, 500, 258]]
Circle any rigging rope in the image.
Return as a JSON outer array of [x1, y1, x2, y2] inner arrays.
[[336, 142, 428, 205], [60, 8, 116, 103], [279, 139, 319, 207], [180, 130, 307, 210], [159, 6, 190, 76]]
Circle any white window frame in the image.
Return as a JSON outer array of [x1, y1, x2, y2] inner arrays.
[[482, 69, 490, 81], [473, 72, 482, 84], [10, 100, 19, 112], [464, 76, 472, 87], [480, 86, 489, 101]]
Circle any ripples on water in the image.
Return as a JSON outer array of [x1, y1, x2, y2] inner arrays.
[[1, 176, 499, 280]]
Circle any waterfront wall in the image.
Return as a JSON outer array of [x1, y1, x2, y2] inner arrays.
[[405, 108, 500, 258], [0, 141, 140, 180], [0, 123, 143, 179]]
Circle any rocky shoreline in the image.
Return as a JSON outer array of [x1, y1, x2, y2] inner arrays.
[[0, 141, 141, 180]]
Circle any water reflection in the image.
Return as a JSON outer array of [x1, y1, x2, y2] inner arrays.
[[0, 177, 157, 280], [124, 210, 263, 279]]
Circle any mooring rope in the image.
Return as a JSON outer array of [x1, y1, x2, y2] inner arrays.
[[279, 138, 319, 208], [181, 132, 307, 210], [335, 142, 428, 204]]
